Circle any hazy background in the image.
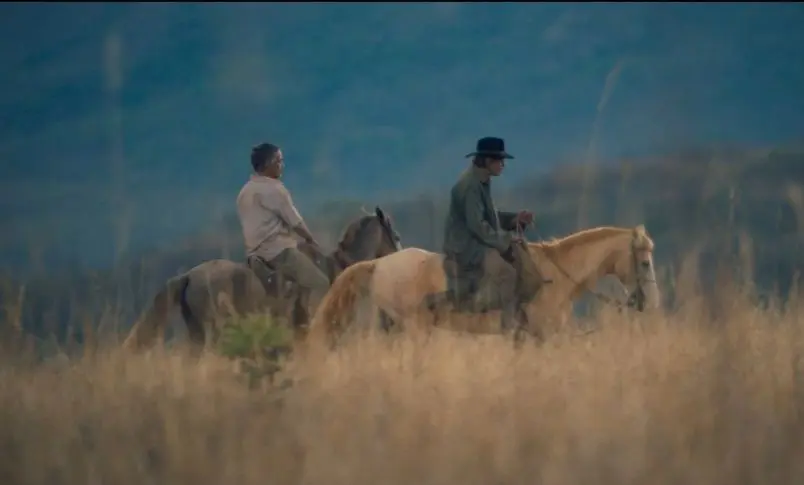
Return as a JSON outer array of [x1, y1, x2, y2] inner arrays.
[[4, 5, 804, 480], [3, 2, 804, 344], [2, 2, 803, 273]]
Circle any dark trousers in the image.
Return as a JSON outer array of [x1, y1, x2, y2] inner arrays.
[[444, 249, 519, 314], [247, 247, 330, 320]]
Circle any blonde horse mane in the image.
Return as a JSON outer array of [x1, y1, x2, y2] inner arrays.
[[530, 224, 653, 255]]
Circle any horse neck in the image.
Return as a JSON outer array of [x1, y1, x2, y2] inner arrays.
[[317, 216, 388, 280], [327, 244, 364, 280], [323, 234, 375, 281], [539, 231, 630, 295], [337, 219, 383, 262]]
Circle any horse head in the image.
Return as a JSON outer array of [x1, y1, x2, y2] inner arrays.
[[611, 224, 661, 311], [332, 206, 403, 269]]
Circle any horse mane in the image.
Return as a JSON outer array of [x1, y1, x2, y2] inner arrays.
[[632, 224, 654, 251], [530, 225, 653, 255]]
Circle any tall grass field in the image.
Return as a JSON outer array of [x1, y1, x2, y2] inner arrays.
[[1, 276, 803, 485]]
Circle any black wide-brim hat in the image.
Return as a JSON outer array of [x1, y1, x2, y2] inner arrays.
[[464, 136, 515, 159]]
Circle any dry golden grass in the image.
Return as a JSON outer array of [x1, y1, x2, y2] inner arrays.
[[2, 288, 804, 485]]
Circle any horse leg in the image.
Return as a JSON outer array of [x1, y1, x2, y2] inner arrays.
[[185, 314, 206, 357], [514, 303, 544, 348], [499, 300, 521, 336]]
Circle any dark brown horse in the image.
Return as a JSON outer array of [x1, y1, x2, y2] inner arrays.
[[122, 207, 402, 352]]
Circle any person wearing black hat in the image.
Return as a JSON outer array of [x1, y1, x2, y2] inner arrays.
[[437, 136, 535, 330]]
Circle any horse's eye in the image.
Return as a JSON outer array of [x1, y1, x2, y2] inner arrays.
[[640, 260, 651, 269]]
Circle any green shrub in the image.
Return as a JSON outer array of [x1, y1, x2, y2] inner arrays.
[[216, 313, 293, 388]]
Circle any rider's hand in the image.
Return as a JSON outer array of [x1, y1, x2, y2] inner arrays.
[[514, 210, 535, 227]]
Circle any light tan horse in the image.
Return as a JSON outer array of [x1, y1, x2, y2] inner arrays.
[[304, 224, 659, 350]]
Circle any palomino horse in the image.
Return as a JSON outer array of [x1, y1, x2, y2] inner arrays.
[[305, 224, 659, 349], [122, 206, 403, 352], [303, 237, 546, 352]]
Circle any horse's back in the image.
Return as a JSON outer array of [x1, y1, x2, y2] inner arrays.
[[184, 259, 252, 282], [186, 258, 243, 273], [372, 247, 446, 315], [373, 247, 438, 285], [183, 258, 264, 308]]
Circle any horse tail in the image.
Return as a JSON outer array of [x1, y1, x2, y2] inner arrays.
[[122, 273, 191, 351], [305, 259, 378, 352]]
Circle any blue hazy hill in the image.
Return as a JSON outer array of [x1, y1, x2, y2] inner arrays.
[[1, 3, 803, 275]]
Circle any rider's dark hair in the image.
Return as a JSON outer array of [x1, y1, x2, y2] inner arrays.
[[251, 143, 280, 172]]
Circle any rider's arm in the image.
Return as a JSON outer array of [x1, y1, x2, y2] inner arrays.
[[263, 187, 317, 244], [464, 184, 511, 253], [292, 222, 317, 245]]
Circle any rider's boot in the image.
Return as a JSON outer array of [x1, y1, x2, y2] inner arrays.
[[499, 300, 518, 334], [500, 301, 535, 347], [422, 291, 451, 312]]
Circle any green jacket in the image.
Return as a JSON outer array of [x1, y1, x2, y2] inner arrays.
[[442, 166, 519, 268]]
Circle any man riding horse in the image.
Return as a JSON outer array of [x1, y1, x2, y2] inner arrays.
[[236, 142, 331, 321], [431, 136, 540, 332]]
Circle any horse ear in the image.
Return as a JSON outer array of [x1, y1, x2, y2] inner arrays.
[[375, 206, 386, 221], [633, 224, 646, 238]]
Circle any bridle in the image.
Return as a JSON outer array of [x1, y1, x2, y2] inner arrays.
[[625, 239, 651, 311]]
